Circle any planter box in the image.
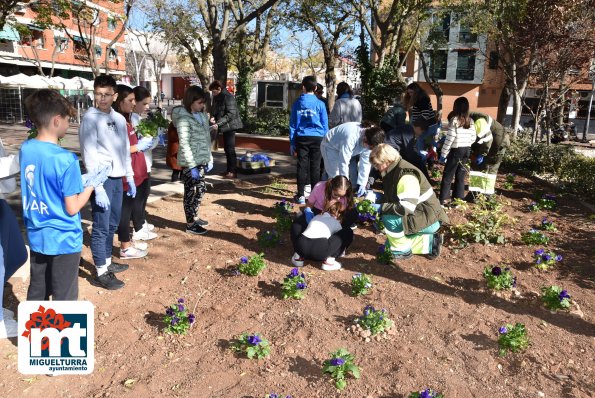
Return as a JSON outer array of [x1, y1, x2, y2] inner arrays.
[[217, 133, 289, 153], [236, 158, 275, 175]]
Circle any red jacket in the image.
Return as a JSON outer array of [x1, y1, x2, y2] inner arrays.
[[123, 122, 148, 189]]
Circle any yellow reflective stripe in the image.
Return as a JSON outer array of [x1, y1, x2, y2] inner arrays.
[[385, 229, 405, 238], [396, 174, 420, 199], [419, 188, 433, 203]]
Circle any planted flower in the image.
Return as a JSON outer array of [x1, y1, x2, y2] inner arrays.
[[538, 217, 557, 232], [351, 273, 373, 296], [497, 323, 529, 356], [355, 199, 379, 223], [430, 168, 442, 180], [528, 196, 557, 212], [541, 286, 572, 312], [502, 173, 515, 190], [483, 266, 516, 291], [355, 305, 393, 335], [409, 388, 445, 398], [376, 243, 393, 265], [521, 229, 550, 245], [258, 229, 281, 248], [266, 394, 292, 398], [322, 348, 361, 390], [281, 268, 307, 299], [238, 253, 266, 276], [533, 249, 563, 271], [231, 332, 271, 359], [273, 199, 294, 233], [163, 298, 196, 335]]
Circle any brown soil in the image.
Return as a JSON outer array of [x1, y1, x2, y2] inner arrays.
[[1, 174, 594, 398]]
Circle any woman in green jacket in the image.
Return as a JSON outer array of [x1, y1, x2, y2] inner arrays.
[[172, 86, 213, 235], [370, 144, 448, 261]]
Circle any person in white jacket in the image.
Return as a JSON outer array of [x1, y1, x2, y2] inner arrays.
[[0, 138, 27, 338], [439, 97, 476, 205], [320, 121, 384, 196], [329, 82, 362, 128]]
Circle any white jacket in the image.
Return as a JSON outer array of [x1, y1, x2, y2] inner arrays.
[[0, 138, 19, 195]]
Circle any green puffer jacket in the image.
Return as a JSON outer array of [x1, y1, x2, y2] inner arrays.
[[380, 158, 449, 235], [171, 106, 211, 168]]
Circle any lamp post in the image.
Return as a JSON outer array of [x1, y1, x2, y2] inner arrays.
[[581, 67, 595, 143]]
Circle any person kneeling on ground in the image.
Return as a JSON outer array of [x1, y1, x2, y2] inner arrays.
[[370, 144, 448, 261], [290, 176, 356, 271]]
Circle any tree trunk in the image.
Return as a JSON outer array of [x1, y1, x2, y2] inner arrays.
[[496, 85, 512, 124], [324, 57, 337, 112], [212, 41, 228, 84]]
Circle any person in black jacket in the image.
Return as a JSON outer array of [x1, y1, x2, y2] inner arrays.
[[209, 80, 243, 179]]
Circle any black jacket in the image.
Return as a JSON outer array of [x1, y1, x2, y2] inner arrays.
[[385, 124, 430, 180], [211, 90, 243, 133]]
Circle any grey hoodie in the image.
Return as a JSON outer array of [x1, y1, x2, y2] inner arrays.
[[79, 107, 133, 181]]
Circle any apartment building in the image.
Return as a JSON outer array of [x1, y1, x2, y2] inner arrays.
[[0, 0, 126, 78]]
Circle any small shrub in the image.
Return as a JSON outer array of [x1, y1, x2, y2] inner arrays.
[[483, 266, 516, 290], [529, 196, 557, 212], [163, 298, 196, 335], [451, 194, 512, 245], [238, 253, 266, 276], [541, 286, 571, 312], [376, 244, 393, 264], [272, 196, 295, 233], [231, 332, 271, 359], [322, 348, 361, 390], [351, 273, 373, 296], [430, 169, 442, 180], [497, 323, 529, 356], [355, 305, 393, 335], [502, 173, 516, 190], [521, 229, 550, 245], [281, 268, 307, 299], [243, 107, 290, 137]]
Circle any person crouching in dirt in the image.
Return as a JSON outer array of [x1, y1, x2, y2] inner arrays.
[[467, 111, 510, 200], [370, 144, 448, 262]]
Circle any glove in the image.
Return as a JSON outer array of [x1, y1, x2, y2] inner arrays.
[[374, 192, 383, 203], [82, 163, 112, 188], [290, 144, 296, 157], [94, 185, 110, 209], [371, 203, 381, 213], [475, 155, 484, 165], [206, 161, 213, 173], [304, 207, 314, 223], [356, 185, 367, 197], [127, 179, 137, 198], [420, 150, 428, 160], [158, 131, 166, 146], [137, 137, 154, 152], [190, 167, 201, 181], [439, 155, 447, 164]]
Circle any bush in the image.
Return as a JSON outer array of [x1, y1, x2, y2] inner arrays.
[[243, 107, 289, 137], [503, 137, 595, 201], [451, 194, 513, 245]]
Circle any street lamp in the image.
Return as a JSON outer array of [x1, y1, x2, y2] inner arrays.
[[581, 65, 595, 143]]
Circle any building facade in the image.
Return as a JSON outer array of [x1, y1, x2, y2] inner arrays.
[[0, 0, 127, 78]]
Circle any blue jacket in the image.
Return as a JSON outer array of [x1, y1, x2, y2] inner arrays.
[[289, 93, 328, 144]]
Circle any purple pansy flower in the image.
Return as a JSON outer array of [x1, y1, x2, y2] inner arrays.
[[491, 266, 502, 276], [543, 254, 552, 262], [188, 314, 196, 324], [296, 282, 307, 290], [171, 316, 179, 325], [512, 277, 517, 288], [555, 254, 563, 262], [499, 326, 508, 334], [288, 268, 299, 278], [178, 304, 185, 312], [330, 358, 345, 366], [178, 298, 185, 303], [559, 290, 571, 301], [353, 273, 362, 279], [240, 256, 248, 264], [166, 307, 174, 316], [246, 334, 262, 346], [534, 249, 545, 256], [420, 389, 436, 398]]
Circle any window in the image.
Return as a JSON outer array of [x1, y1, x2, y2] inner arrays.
[[73, 36, 88, 60], [107, 17, 117, 31], [427, 50, 447, 80], [488, 51, 499, 69], [431, 13, 451, 41], [456, 50, 476, 80], [458, 24, 477, 43], [108, 47, 118, 61], [54, 36, 68, 52], [95, 45, 102, 58]]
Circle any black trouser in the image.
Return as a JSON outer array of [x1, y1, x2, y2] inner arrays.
[[182, 167, 207, 224], [141, 173, 152, 219], [439, 147, 470, 204], [118, 178, 150, 242], [223, 130, 237, 173], [296, 136, 323, 197], [290, 211, 355, 261], [27, 251, 81, 300]]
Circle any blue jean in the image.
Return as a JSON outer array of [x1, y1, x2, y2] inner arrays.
[[90, 177, 123, 267], [0, 199, 28, 321]]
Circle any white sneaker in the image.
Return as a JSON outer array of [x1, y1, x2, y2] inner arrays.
[[120, 246, 148, 259], [291, 252, 304, 267], [322, 257, 342, 271], [0, 319, 18, 339], [304, 184, 311, 198], [133, 241, 148, 251], [132, 228, 158, 241], [143, 221, 155, 232], [3, 308, 15, 320]]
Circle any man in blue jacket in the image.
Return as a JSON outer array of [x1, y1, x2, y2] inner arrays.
[[290, 76, 328, 204]]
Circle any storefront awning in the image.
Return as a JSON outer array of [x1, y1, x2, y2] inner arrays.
[[28, 24, 44, 32], [0, 24, 20, 41]]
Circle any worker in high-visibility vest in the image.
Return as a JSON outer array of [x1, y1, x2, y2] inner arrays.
[[468, 112, 510, 197]]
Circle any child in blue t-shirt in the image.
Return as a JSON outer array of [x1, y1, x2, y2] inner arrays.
[[20, 89, 108, 300]]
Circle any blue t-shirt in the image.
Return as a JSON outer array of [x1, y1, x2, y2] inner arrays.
[[20, 139, 84, 255]]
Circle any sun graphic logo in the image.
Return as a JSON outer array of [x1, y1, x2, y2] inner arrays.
[[24, 164, 36, 197], [23, 164, 50, 215], [18, 301, 94, 375]]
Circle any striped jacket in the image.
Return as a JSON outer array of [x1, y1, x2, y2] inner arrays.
[[441, 116, 476, 158], [380, 158, 448, 235], [410, 96, 436, 124]]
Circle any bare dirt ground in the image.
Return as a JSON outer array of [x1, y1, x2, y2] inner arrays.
[[1, 173, 594, 398]]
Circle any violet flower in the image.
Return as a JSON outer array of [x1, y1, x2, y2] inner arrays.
[[559, 290, 571, 301], [499, 326, 508, 334], [330, 358, 345, 366], [246, 334, 262, 346], [491, 266, 502, 276]]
